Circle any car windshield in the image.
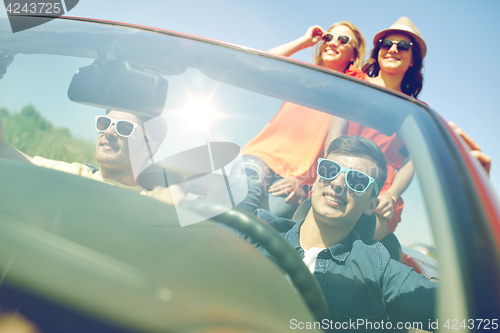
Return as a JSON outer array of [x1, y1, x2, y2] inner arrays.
[[0, 16, 481, 332]]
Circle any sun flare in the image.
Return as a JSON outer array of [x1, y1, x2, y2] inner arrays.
[[179, 97, 218, 129]]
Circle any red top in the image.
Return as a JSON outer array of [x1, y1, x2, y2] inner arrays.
[[345, 66, 407, 232], [242, 65, 407, 232]]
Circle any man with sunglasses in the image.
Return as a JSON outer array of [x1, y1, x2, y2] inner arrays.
[[0, 107, 184, 205], [250, 136, 436, 331]]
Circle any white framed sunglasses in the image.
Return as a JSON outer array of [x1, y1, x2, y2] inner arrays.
[[95, 116, 139, 138], [317, 158, 379, 195]]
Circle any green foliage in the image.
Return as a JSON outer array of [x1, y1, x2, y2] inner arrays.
[[1, 105, 96, 165]]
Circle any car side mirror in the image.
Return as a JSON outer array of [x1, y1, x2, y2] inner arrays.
[[67, 60, 168, 117]]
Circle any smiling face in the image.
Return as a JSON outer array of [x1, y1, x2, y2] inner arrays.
[[320, 24, 357, 72], [95, 110, 142, 172], [310, 154, 380, 231], [377, 32, 414, 75]]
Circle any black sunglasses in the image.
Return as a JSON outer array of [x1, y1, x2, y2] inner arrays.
[[378, 38, 413, 52], [322, 34, 352, 45], [317, 158, 379, 195], [95, 116, 139, 137]]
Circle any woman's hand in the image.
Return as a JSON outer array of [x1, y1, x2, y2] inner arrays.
[[302, 25, 328, 47], [268, 176, 305, 202], [375, 192, 395, 219], [267, 25, 327, 57], [449, 121, 491, 176]]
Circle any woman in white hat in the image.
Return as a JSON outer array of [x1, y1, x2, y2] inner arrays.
[[364, 16, 426, 98], [326, 17, 426, 256], [366, 17, 425, 242], [327, 17, 491, 261]]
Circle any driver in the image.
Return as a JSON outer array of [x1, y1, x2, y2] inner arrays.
[[252, 136, 436, 331], [0, 108, 184, 206]]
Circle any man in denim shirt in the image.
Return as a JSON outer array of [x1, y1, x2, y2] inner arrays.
[[256, 136, 436, 332]]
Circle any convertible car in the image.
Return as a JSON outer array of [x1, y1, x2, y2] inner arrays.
[[0, 15, 499, 332]]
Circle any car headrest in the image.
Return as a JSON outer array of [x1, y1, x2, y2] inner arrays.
[[291, 197, 376, 241]]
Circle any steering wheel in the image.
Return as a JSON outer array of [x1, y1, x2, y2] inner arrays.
[[180, 200, 330, 322]]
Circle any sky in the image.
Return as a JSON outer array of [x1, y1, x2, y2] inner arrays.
[[23, 0, 496, 191]]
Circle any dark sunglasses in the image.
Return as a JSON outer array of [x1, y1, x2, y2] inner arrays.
[[322, 34, 352, 45], [378, 38, 413, 52], [317, 158, 379, 195], [95, 116, 139, 138]]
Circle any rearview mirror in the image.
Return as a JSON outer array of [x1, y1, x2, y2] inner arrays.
[[67, 60, 168, 117]]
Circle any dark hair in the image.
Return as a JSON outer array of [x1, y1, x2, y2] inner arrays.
[[362, 35, 424, 98], [327, 135, 387, 195]]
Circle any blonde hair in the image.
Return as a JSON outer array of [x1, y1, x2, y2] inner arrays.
[[313, 21, 366, 70]]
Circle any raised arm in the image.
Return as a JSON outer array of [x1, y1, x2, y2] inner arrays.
[[383, 257, 437, 331], [449, 121, 491, 176], [375, 156, 414, 220], [267, 25, 327, 57]]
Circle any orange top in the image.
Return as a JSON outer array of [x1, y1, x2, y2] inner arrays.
[[241, 101, 331, 185]]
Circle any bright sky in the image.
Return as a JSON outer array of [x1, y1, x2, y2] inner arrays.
[[32, 0, 497, 192]]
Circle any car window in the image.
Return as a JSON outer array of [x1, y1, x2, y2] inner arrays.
[[0, 41, 435, 247], [0, 16, 461, 332]]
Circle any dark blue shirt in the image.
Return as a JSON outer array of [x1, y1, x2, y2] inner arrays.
[[255, 209, 437, 332]]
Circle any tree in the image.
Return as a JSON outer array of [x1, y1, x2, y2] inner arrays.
[[1, 105, 96, 165]]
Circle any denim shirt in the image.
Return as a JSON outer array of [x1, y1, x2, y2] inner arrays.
[[254, 209, 437, 332]]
